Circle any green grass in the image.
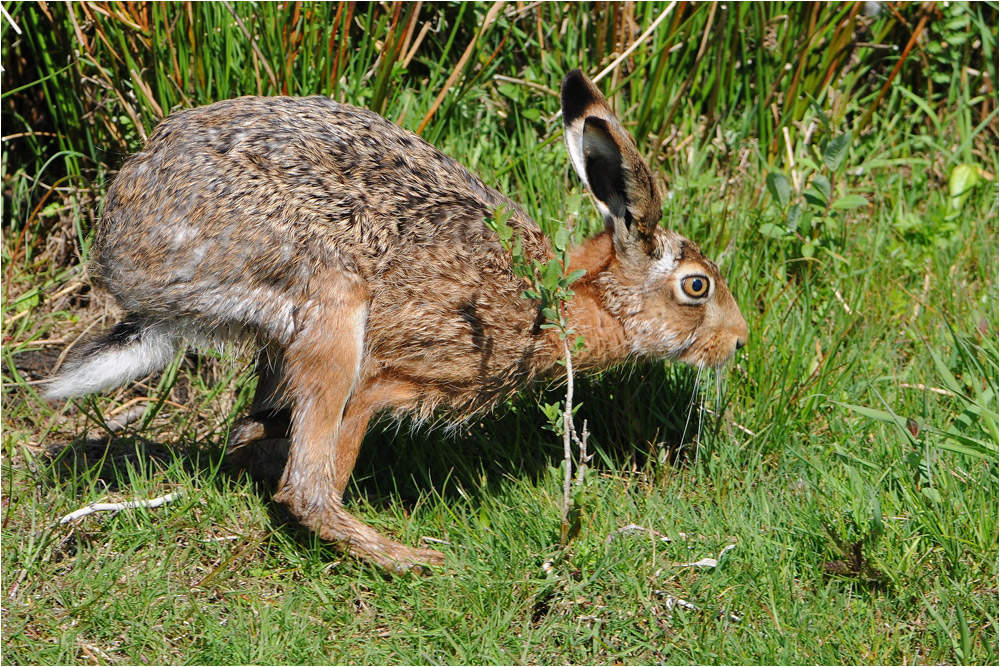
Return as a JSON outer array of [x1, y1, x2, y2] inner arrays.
[[3, 2, 998, 664]]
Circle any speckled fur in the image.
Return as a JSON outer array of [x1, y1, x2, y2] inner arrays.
[[47, 70, 747, 573]]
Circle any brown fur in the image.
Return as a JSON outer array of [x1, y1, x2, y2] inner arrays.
[[47, 70, 747, 572]]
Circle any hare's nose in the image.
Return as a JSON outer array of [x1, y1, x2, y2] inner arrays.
[[735, 337, 745, 351]]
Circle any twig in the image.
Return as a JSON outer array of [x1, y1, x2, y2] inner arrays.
[[549, 2, 678, 122], [106, 395, 188, 416], [593, 2, 678, 84], [898, 383, 958, 397], [129, 68, 164, 118], [3, 131, 62, 141], [559, 332, 593, 544], [401, 21, 432, 69], [833, 288, 852, 314], [910, 262, 932, 326], [58, 491, 184, 524], [103, 405, 146, 432], [4, 309, 35, 326], [51, 316, 104, 376], [1, 3, 22, 34], [561, 337, 574, 543], [574, 419, 590, 486], [655, 593, 698, 612], [492, 74, 559, 97], [49, 279, 87, 302], [653, 592, 743, 623], [417, 0, 505, 134]]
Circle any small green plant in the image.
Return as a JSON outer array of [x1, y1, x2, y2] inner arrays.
[[484, 207, 586, 343], [484, 206, 589, 546], [891, 162, 989, 268], [761, 127, 868, 260]]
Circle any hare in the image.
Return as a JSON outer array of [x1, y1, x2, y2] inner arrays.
[[46, 70, 747, 573]]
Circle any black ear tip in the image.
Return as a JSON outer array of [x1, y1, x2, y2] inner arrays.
[[561, 69, 588, 98], [561, 69, 594, 126]]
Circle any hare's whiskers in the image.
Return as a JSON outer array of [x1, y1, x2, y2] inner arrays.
[[681, 365, 704, 448]]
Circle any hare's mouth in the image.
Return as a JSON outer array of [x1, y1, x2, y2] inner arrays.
[[679, 341, 739, 370]]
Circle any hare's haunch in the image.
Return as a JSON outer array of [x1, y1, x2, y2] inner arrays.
[[47, 70, 747, 573]]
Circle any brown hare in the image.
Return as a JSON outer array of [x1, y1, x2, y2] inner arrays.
[[47, 70, 747, 573]]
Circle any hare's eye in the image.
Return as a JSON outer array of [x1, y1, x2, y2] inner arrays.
[[681, 275, 710, 299]]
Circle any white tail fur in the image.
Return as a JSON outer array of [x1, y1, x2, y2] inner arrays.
[[44, 322, 179, 399]]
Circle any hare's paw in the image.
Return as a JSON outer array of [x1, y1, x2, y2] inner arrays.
[[380, 543, 446, 576], [285, 496, 445, 575], [228, 409, 292, 451]]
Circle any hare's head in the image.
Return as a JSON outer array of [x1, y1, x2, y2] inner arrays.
[[562, 70, 747, 369]]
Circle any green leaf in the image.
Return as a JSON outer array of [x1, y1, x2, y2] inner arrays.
[[566, 269, 587, 285], [14, 289, 41, 312], [497, 83, 518, 99], [553, 228, 571, 252], [834, 401, 900, 424], [542, 259, 561, 287], [823, 133, 852, 171], [803, 190, 826, 208], [921, 486, 943, 504], [759, 222, 787, 239], [786, 203, 802, 231], [831, 194, 868, 209], [812, 173, 831, 201], [797, 209, 814, 235], [948, 163, 980, 212], [807, 96, 832, 137], [766, 172, 790, 208]]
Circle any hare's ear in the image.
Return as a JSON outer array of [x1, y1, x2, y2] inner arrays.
[[561, 69, 662, 252]]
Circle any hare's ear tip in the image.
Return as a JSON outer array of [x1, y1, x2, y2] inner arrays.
[[561, 69, 597, 126]]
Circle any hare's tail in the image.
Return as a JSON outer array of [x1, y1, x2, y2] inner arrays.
[[44, 317, 180, 399]]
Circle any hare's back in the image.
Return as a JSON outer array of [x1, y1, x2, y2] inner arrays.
[[93, 97, 543, 342], [100, 95, 514, 252]]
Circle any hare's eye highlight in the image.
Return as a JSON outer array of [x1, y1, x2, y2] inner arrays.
[[681, 275, 710, 299]]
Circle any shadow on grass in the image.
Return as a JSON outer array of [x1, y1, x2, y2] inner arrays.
[[38, 360, 711, 558], [350, 361, 707, 506]]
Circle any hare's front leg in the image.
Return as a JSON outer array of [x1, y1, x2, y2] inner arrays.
[[274, 272, 443, 573]]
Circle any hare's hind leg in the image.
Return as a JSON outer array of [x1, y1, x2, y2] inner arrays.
[[227, 347, 292, 480], [229, 346, 291, 448], [274, 270, 442, 574]]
